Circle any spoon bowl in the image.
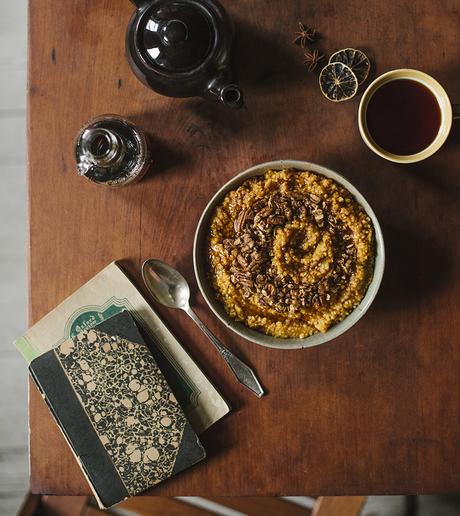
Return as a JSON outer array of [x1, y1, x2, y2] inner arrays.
[[142, 259, 190, 309]]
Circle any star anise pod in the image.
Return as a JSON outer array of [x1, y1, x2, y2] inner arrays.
[[303, 49, 324, 71], [293, 22, 317, 47]]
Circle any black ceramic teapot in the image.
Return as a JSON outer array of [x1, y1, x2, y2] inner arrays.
[[126, 0, 243, 108]]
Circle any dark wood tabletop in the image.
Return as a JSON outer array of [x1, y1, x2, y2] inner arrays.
[[28, 0, 460, 496]]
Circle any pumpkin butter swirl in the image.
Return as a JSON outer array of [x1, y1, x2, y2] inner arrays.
[[207, 169, 375, 338]]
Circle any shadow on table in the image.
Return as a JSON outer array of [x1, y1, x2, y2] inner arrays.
[[409, 124, 460, 198], [372, 224, 452, 315], [234, 19, 306, 89], [126, 112, 191, 180]]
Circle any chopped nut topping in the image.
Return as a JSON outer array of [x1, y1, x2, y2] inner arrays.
[[218, 183, 360, 312], [208, 169, 375, 338]]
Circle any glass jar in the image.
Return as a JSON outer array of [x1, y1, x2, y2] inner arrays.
[[75, 115, 152, 186]]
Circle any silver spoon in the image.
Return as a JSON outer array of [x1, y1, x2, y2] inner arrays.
[[142, 259, 264, 398]]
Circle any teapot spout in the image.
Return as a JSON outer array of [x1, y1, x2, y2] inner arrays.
[[205, 71, 244, 109]]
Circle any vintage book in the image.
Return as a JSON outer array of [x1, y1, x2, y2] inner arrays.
[[29, 311, 206, 509], [15, 261, 229, 433]]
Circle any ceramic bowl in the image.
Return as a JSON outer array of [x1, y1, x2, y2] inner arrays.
[[193, 160, 385, 350]]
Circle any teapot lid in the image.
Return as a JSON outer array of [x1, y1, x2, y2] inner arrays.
[[139, 1, 215, 73]]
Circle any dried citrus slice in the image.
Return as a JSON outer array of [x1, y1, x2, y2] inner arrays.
[[329, 48, 371, 85], [319, 62, 358, 102]]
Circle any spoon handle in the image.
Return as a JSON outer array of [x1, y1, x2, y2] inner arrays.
[[185, 307, 264, 398]]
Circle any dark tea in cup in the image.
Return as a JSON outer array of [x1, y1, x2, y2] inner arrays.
[[365, 79, 441, 155], [358, 69, 454, 164]]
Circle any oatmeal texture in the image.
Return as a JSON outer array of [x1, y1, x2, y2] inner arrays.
[[207, 169, 375, 338]]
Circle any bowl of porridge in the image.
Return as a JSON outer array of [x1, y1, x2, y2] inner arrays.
[[193, 160, 385, 349]]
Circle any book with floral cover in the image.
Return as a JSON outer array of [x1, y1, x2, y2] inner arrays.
[[29, 311, 206, 509]]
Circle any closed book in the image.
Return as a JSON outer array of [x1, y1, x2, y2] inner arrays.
[[29, 311, 206, 509]]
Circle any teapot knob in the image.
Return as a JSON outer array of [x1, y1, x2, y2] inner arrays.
[[162, 19, 189, 45]]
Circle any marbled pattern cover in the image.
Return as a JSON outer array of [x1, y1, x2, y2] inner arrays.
[[54, 318, 204, 496]]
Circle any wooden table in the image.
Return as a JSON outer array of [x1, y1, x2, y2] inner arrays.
[[28, 0, 460, 496]]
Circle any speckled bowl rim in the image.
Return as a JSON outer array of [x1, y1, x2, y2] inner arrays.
[[193, 160, 385, 350]]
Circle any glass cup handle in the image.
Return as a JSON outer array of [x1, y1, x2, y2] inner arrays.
[[453, 104, 460, 120]]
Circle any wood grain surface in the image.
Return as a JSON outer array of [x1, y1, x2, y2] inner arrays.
[[28, 0, 460, 496]]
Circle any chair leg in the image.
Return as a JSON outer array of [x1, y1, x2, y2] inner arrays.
[[17, 493, 41, 516], [206, 497, 312, 516], [312, 496, 366, 516], [118, 497, 215, 516], [40, 495, 90, 516]]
